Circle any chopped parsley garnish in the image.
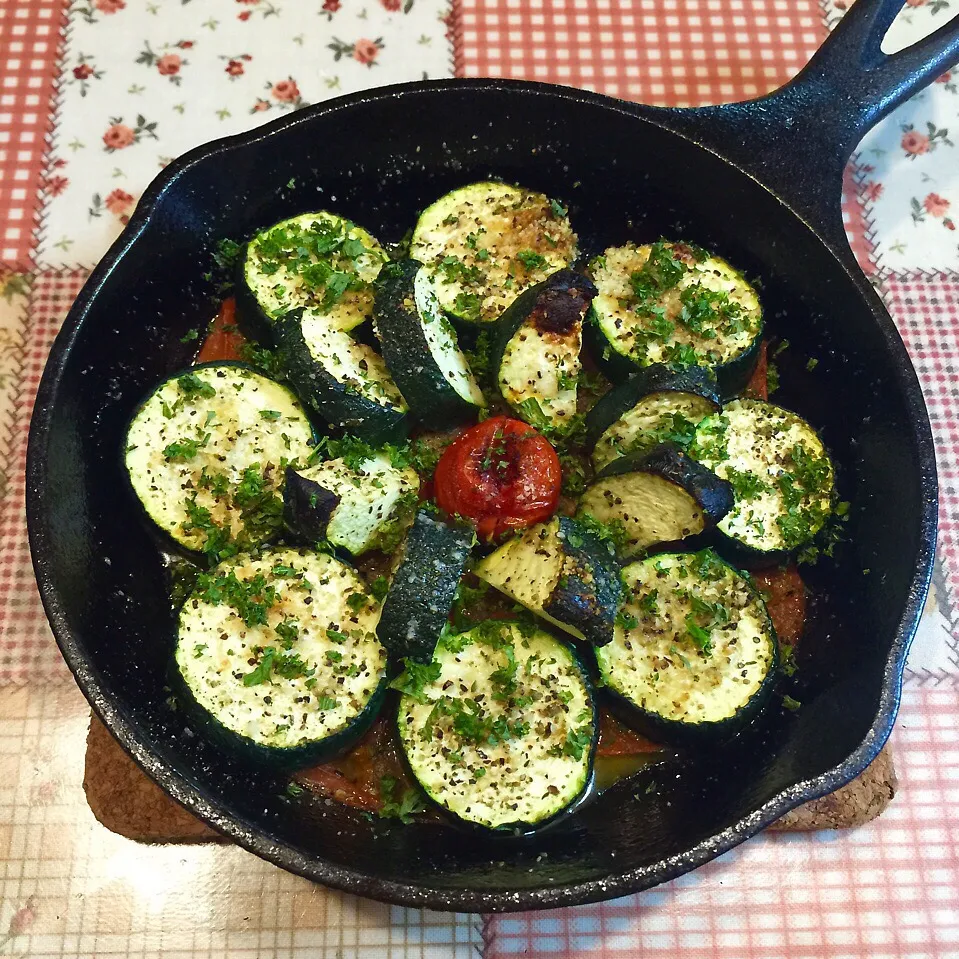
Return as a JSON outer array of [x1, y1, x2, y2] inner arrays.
[[196, 570, 278, 627], [389, 658, 441, 703], [725, 467, 770, 501], [243, 647, 277, 686], [629, 241, 685, 303], [316, 695, 337, 710], [176, 373, 216, 400], [377, 776, 425, 824], [562, 726, 593, 761], [259, 409, 282, 421], [780, 643, 797, 677], [369, 575, 390, 604], [163, 437, 205, 462], [575, 511, 630, 554], [516, 249, 548, 271], [684, 615, 715, 655], [274, 619, 299, 649], [453, 291, 483, 321], [637, 590, 660, 616], [782, 694, 802, 712], [346, 592, 370, 612], [615, 608, 639, 630]]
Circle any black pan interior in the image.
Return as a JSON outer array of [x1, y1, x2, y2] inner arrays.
[[29, 83, 933, 910]]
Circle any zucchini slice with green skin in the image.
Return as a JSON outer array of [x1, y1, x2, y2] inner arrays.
[[283, 453, 419, 556], [276, 308, 408, 443], [587, 240, 762, 396], [371, 259, 485, 427], [396, 621, 597, 832], [474, 516, 622, 647], [409, 181, 577, 324], [377, 510, 474, 665], [688, 398, 836, 562], [578, 445, 734, 560], [174, 548, 387, 770], [596, 549, 778, 746], [236, 211, 387, 340], [124, 362, 315, 556], [491, 269, 597, 433], [585, 365, 720, 472]]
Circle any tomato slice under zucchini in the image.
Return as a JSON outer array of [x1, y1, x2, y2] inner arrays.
[[434, 416, 561, 540]]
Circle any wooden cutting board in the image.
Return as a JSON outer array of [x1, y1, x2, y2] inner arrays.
[[82, 715, 897, 842]]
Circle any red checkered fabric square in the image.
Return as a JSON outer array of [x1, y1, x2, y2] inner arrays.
[[882, 276, 959, 660], [844, 163, 875, 276], [456, 0, 825, 106], [0, 270, 86, 683], [485, 687, 959, 958], [0, 0, 67, 270]]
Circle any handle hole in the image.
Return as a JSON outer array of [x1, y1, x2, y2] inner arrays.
[[878, 1, 958, 54]]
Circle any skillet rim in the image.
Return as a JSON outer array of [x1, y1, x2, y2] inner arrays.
[[26, 77, 938, 912]]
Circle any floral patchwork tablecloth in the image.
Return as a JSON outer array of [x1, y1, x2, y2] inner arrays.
[[0, 0, 958, 956]]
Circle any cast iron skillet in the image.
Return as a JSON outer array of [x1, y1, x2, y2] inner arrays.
[[26, 0, 955, 911]]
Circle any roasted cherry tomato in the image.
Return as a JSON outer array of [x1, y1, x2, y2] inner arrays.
[[196, 297, 248, 363], [434, 416, 561, 541]]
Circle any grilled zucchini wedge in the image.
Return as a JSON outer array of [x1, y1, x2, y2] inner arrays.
[[377, 510, 474, 665], [474, 516, 623, 647], [492, 269, 597, 433], [276, 308, 408, 443], [578, 445, 733, 560], [587, 240, 762, 396], [688, 398, 836, 562], [396, 621, 597, 831], [585, 365, 720, 472], [596, 549, 778, 746], [372, 259, 485, 428], [409, 182, 577, 324], [174, 549, 387, 769], [124, 362, 315, 556], [283, 452, 419, 556], [237, 211, 387, 339]]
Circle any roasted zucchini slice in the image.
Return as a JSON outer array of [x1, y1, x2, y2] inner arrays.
[[124, 362, 315, 555], [474, 515, 623, 646], [587, 240, 762, 395], [578, 445, 733, 559], [276, 308, 408, 443], [585, 365, 721, 472], [174, 548, 387, 769], [688, 398, 836, 562], [396, 621, 597, 831], [237, 211, 387, 338], [409, 181, 577, 324], [596, 549, 778, 745], [377, 510, 474, 665], [283, 452, 419, 556], [371, 259, 485, 428], [491, 269, 597, 433]]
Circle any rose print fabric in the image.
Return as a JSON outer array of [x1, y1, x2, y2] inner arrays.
[[37, 0, 454, 268], [830, 0, 959, 272]]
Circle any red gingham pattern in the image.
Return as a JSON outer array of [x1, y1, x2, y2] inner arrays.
[[486, 687, 959, 959], [0, 270, 86, 682], [883, 276, 959, 670], [844, 162, 876, 276], [0, 0, 66, 270], [457, 0, 826, 105]]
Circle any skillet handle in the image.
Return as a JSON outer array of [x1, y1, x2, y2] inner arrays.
[[639, 0, 959, 253]]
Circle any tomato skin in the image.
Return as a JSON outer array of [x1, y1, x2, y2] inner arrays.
[[196, 298, 248, 363], [434, 416, 561, 540]]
